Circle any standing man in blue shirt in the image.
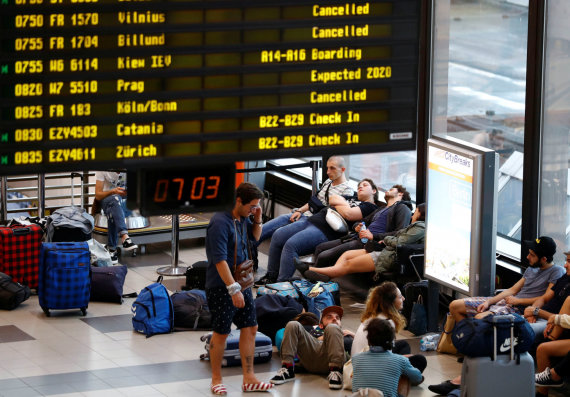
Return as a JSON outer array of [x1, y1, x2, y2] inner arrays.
[[205, 182, 273, 395]]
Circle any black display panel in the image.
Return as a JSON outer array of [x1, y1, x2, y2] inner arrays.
[[0, 0, 421, 175], [131, 163, 236, 215]]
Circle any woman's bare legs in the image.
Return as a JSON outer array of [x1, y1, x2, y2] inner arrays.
[[307, 249, 374, 278]]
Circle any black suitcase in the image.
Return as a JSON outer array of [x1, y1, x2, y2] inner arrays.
[[90, 265, 128, 304], [402, 280, 428, 327], [182, 261, 208, 290]]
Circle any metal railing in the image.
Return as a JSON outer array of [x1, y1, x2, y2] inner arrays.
[[0, 171, 94, 223]]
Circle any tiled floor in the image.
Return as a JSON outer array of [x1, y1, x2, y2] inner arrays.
[[0, 238, 519, 397]]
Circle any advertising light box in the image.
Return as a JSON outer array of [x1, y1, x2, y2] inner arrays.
[[425, 137, 498, 296]]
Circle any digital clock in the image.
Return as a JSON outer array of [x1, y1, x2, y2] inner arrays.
[[132, 164, 236, 216]]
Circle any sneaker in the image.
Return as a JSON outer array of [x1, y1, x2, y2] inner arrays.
[[327, 370, 342, 390], [270, 366, 295, 385], [293, 257, 309, 274], [254, 274, 277, 287], [109, 251, 119, 264], [535, 367, 564, 388], [122, 238, 138, 251]]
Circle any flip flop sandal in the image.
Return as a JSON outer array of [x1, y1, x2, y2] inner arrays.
[[242, 382, 274, 392], [210, 383, 227, 396]]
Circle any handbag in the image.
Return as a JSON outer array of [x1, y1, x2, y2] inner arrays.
[[436, 312, 457, 354], [325, 208, 348, 233], [348, 388, 384, 397], [407, 295, 427, 336], [233, 220, 254, 290], [343, 358, 353, 390]]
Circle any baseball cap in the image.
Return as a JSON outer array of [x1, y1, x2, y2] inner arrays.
[[524, 236, 556, 259], [320, 305, 343, 320]]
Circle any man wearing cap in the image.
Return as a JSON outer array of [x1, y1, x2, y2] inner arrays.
[[448, 236, 564, 323], [270, 305, 353, 389], [524, 249, 570, 339]]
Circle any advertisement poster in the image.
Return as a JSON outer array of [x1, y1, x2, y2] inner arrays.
[[425, 145, 474, 293]]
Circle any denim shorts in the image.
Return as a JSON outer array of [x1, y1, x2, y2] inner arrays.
[[463, 297, 522, 316], [206, 286, 257, 335]]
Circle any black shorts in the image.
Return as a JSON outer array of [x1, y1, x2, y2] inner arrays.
[[206, 286, 257, 335]]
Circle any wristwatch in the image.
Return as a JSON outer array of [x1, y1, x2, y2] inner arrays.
[[533, 307, 540, 317]]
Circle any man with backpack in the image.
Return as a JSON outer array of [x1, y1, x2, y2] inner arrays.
[[270, 305, 354, 390], [204, 182, 273, 395]]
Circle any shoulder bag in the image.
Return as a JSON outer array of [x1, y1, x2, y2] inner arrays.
[[308, 181, 331, 214], [233, 220, 254, 290], [325, 208, 348, 233]]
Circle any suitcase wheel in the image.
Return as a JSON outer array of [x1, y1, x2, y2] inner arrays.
[[81, 307, 87, 316], [42, 307, 50, 317]]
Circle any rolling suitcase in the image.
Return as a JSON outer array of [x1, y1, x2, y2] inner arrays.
[[460, 314, 534, 397], [39, 242, 91, 316], [199, 330, 272, 367], [0, 224, 43, 289]]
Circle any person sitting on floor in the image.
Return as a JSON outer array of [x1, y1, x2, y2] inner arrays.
[[297, 203, 425, 282], [352, 282, 427, 377], [260, 179, 379, 283], [270, 305, 355, 390], [352, 318, 422, 397]]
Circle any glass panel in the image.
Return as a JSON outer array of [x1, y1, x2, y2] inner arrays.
[[431, 0, 528, 258], [540, 0, 570, 264]]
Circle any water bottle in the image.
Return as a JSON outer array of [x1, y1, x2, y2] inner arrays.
[[360, 222, 368, 244], [420, 339, 436, 351]]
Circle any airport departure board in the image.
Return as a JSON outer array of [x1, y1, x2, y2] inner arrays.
[[0, 0, 422, 175]]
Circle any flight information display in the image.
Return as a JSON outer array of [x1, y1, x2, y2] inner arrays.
[[0, 0, 422, 175]]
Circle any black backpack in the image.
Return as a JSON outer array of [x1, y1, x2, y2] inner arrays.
[[182, 261, 207, 290], [171, 289, 212, 331], [0, 272, 31, 310]]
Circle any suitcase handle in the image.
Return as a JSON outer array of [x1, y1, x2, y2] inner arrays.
[[12, 227, 31, 235]]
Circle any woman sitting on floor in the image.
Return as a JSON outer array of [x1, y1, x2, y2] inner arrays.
[[352, 282, 427, 373], [297, 203, 425, 282]]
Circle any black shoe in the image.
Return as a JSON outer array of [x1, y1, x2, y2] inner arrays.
[[105, 246, 119, 264], [254, 274, 276, 287], [535, 367, 564, 388], [293, 257, 309, 274], [304, 270, 330, 282], [428, 380, 460, 395], [270, 366, 295, 385], [122, 238, 138, 251]]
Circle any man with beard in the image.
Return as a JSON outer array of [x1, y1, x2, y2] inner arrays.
[[448, 236, 564, 323]]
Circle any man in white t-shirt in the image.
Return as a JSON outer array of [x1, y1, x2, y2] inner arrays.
[[95, 171, 138, 262]]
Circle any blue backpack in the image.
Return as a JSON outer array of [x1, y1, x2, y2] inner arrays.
[[292, 279, 336, 318], [132, 276, 174, 337]]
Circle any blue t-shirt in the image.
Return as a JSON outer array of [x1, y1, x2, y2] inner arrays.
[[205, 211, 253, 289], [516, 264, 565, 299], [368, 206, 390, 235]]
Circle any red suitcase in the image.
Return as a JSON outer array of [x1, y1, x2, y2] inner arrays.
[[0, 224, 43, 289]]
